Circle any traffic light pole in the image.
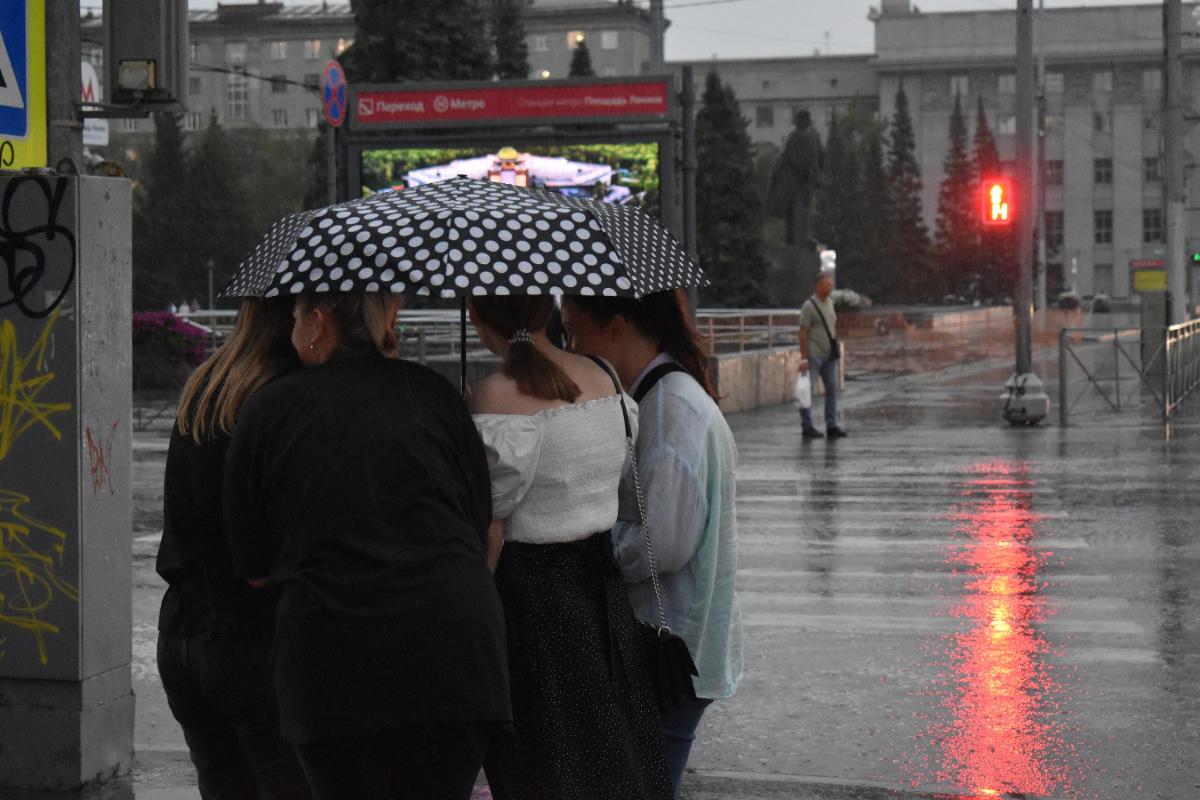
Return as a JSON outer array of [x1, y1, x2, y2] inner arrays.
[[1002, 0, 1051, 424]]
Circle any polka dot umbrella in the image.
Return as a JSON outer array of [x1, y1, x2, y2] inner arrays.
[[221, 177, 707, 300]]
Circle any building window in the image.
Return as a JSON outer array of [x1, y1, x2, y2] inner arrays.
[[225, 41, 247, 64], [271, 74, 287, 94], [756, 105, 775, 128], [272, 109, 288, 128], [533, 35, 548, 52], [601, 66, 617, 78], [1044, 71, 1064, 94], [1046, 159, 1063, 185], [1094, 210, 1113, 245], [189, 76, 201, 95], [998, 114, 1017, 135], [122, 118, 139, 133], [949, 74, 969, 98], [1094, 111, 1111, 133], [1143, 68, 1163, 95], [189, 42, 199, 63], [304, 73, 319, 89], [1094, 158, 1113, 184], [304, 39, 322, 60], [1145, 157, 1162, 183], [1045, 211, 1064, 251], [1094, 263, 1113, 295], [600, 30, 619, 50], [336, 37, 352, 55], [268, 40, 288, 61], [227, 69, 248, 122], [1093, 70, 1113, 93], [567, 31, 586, 49], [998, 73, 1015, 95], [185, 111, 203, 131], [1143, 208, 1165, 243], [306, 109, 320, 128]]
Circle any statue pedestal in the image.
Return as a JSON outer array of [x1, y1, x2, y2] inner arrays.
[[767, 244, 821, 307]]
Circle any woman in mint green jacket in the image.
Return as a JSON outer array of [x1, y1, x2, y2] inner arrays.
[[564, 290, 743, 799]]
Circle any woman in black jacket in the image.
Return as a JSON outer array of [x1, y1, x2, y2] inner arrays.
[[155, 297, 310, 799], [223, 290, 511, 800]]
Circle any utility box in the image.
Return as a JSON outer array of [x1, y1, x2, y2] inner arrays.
[[103, 0, 188, 109], [0, 175, 133, 790]]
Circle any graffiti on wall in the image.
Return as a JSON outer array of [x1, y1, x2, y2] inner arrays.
[[0, 308, 70, 461], [0, 489, 80, 665], [0, 177, 77, 320]]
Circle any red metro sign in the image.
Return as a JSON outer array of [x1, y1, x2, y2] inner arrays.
[[982, 179, 1013, 226], [352, 79, 672, 128]]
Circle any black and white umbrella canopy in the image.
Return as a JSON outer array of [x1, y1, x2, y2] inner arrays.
[[221, 209, 320, 299], [224, 177, 706, 300]]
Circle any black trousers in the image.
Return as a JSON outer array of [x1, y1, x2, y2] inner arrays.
[[293, 723, 491, 800], [157, 632, 311, 800]]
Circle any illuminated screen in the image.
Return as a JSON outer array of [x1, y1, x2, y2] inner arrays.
[[359, 143, 662, 217]]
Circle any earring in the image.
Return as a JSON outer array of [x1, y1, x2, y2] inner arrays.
[[308, 340, 317, 350]]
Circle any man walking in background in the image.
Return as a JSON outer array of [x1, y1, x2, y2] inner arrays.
[[799, 271, 846, 439]]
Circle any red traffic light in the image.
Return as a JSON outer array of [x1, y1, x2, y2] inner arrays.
[[982, 178, 1012, 226]]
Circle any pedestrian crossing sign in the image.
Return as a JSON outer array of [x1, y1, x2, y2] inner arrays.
[[0, 0, 46, 169]]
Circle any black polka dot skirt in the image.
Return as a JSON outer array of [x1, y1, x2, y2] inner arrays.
[[484, 532, 673, 800]]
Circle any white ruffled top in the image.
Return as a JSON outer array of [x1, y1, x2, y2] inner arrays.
[[473, 393, 637, 544]]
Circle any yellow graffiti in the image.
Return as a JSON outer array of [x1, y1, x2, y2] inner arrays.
[[0, 489, 79, 665], [0, 308, 70, 461]]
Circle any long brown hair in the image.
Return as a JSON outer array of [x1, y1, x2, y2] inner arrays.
[[470, 296, 581, 403], [176, 297, 298, 442], [567, 289, 716, 399], [296, 290, 400, 357]]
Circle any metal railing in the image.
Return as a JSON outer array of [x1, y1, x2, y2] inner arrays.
[[1164, 318, 1200, 418], [1059, 321, 1200, 424]]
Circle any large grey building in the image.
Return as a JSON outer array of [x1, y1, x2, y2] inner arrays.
[[82, 0, 653, 138]]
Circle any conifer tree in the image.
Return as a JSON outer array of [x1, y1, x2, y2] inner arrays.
[[341, 0, 493, 83], [493, 0, 530, 80], [185, 112, 257, 303], [933, 93, 977, 299], [695, 71, 769, 306], [569, 40, 595, 77], [972, 96, 1018, 299], [132, 113, 189, 309], [857, 120, 893, 300], [886, 83, 931, 302]]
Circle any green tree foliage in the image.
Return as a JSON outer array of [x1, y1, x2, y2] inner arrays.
[[812, 106, 895, 301], [886, 83, 931, 302], [695, 71, 769, 306], [933, 93, 977, 299], [972, 96, 1017, 299], [492, 0, 530, 80], [569, 40, 595, 78], [340, 0, 493, 83], [132, 113, 190, 309]]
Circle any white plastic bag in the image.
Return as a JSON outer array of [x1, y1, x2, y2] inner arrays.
[[793, 371, 812, 410]]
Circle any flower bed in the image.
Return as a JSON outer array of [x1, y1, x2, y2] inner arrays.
[[132, 312, 210, 390]]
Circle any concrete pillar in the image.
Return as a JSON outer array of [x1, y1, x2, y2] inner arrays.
[[0, 175, 133, 791]]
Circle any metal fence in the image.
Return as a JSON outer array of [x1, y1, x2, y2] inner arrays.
[[1058, 320, 1200, 424]]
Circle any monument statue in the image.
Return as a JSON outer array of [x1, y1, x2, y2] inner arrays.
[[767, 109, 825, 246]]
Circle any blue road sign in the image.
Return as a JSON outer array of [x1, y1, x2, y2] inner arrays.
[[0, 1, 29, 138], [322, 60, 347, 128]]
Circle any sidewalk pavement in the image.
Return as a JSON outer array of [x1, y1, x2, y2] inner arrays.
[[117, 349, 1199, 800]]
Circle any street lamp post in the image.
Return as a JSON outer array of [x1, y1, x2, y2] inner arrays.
[[1002, 0, 1051, 425]]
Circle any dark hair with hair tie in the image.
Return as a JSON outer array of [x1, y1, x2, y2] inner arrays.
[[471, 296, 581, 403], [567, 289, 716, 400]]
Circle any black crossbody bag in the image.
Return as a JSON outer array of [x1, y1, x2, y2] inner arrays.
[[586, 355, 699, 711], [805, 297, 841, 360]]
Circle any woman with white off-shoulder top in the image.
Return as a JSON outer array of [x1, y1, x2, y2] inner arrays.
[[468, 295, 672, 800]]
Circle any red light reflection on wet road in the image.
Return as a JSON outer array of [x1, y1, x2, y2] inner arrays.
[[923, 461, 1075, 798]]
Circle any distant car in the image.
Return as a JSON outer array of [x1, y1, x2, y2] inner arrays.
[[831, 288, 869, 310], [1057, 291, 1081, 310], [1091, 293, 1112, 313]]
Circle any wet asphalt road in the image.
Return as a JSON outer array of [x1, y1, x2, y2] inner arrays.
[[127, 348, 1200, 800]]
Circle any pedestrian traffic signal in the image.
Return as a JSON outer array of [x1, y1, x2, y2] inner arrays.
[[981, 179, 1012, 226]]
